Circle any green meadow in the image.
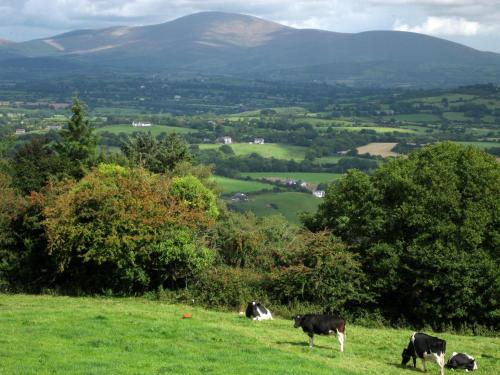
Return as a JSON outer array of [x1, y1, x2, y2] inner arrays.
[[235, 192, 322, 224], [95, 124, 195, 135], [0, 295, 498, 375], [213, 176, 274, 193], [198, 143, 308, 160], [455, 141, 500, 150], [241, 172, 342, 184]]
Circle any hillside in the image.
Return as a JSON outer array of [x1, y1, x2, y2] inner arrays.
[[1, 12, 500, 86], [1, 295, 498, 374]]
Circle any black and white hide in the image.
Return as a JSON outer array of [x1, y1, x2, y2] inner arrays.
[[245, 301, 273, 321]]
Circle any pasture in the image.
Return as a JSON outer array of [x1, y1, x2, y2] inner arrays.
[[0, 295, 498, 375], [95, 124, 195, 136], [234, 192, 321, 224], [357, 143, 400, 157], [454, 141, 500, 150], [213, 176, 274, 193], [241, 172, 342, 184], [198, 143, 308, 160]]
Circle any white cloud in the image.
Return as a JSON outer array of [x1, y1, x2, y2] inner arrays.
[[393, 16, 481, 36]]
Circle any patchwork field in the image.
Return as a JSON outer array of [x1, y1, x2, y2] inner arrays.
[[455, 141, 500, 150], [198, 143, 308, 160], [234, 192, 322, 224], [241, 172, 342, 184], [357, 143, 399, 157], [95, 124, 195, 135], [213, 176, 274, 193], [0, 295, 498, 375]]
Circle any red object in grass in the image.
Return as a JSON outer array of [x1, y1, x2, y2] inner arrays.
[[183, 313, 192, 319]]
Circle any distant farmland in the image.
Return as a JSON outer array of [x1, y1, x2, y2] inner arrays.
[[357, 143, 399, 157], [198, 143, 308, 160], [213, 176, 274, 194], [95, 124, 195, 135], [242, 172, 342, 185], [234, 192, 321, 224]]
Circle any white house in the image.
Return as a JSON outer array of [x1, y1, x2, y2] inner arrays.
[[15, 128, 26, 135], [132, 121, 152, 127], [254, 138, 265, 144], [46, 125, 62, 131], [221, 136, 232, 144], [313, 190, 326, 198]]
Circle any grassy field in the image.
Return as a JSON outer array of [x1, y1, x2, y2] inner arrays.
[[241, 172, 342, 184], [357, 143, 399, 157], [455, 141, 500, 149], [213, 176, 274, 193], [235, 192, 322, 224], [198, 143, 307, 160], [0, 295, 498, 375], [95, 125, 195, 135]]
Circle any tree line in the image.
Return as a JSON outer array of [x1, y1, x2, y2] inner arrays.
[[0, 99, 498, 333]]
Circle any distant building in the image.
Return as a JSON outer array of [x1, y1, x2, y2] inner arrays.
[[132, 121, 152, 127], [174, 95, 181, 101], [254, 138, 265, 144], [220, 136, 232, 144], [337, 150, 349, 155], [313, 190, 326, 198], [46, 125, 62, 131], [15, 128, 26, 135], [231, 193, 248, 202]]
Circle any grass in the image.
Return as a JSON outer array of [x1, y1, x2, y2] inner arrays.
[[198, 143, 308, 160], [213, 176, 274, 193], [0, 295, 499, 375], [455, 141, 500, 149], [241, 172, 342, 184], [95, 125, 195, 136], [235, 192, 322, 224], [383, 114, 441, 123]]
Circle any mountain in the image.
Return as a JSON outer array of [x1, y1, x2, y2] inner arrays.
[[1, 11, 500, 87], [0, 39, 13, 45]]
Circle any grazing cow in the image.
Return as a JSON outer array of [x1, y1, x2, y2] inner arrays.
[[293, 314, 345, 352], [446, 352, 478, 371], [245, 301, 273, 321], [401, 332, 446, 375]]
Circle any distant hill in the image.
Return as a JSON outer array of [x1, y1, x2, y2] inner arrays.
[[0, 39, 13, 45], [1, 11, 500, 87]]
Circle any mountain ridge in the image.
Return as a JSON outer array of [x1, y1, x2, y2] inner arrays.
[[1, 11, 499, 87]]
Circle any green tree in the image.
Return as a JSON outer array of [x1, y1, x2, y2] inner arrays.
[[307, 143, 500, 328], [55, 98, 98, 178], [43, 164, 216, 293], [122, 132, 191, 173]]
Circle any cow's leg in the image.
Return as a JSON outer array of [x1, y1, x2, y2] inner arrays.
[[336, 330, 345, 352], [422, 358, 427, 372], [437, 353, 445, 375], [308, 334, 314, 348], [413, 356, 417, 368]]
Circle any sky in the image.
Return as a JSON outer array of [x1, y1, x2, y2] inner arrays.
[[0, 0, 499, 52]]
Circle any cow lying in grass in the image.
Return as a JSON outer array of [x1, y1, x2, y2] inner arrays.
[[245, 301, 273, 321], [293, 314, 345, 352], [402, 332, 446, 375], [446, 352, 478, 371]]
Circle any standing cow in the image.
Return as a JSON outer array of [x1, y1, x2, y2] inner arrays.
[[293, 314, 345, 352], [401, 332, 446, 375]]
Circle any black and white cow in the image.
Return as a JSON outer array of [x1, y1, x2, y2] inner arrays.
[[401, 332, 446, 375], [446, 352, 478, 371], [293, 314, 345, 352], [245, 301, 273, 321]]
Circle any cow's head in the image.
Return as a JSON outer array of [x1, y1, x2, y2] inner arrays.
[[401, 348, 412, 366], [293, 315, 303, 328]]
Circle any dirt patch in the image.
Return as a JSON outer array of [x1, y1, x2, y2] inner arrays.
[[357, 142, 399, 158]]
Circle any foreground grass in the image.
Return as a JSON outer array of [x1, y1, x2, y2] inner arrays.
[[0, 295, 498, 375]]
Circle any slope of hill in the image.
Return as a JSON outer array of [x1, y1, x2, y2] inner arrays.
[[1, 295, 499, 374], [1, 11, 500, 86]]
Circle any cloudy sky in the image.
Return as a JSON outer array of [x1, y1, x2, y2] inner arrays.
[[0, 0, 499, 52]]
